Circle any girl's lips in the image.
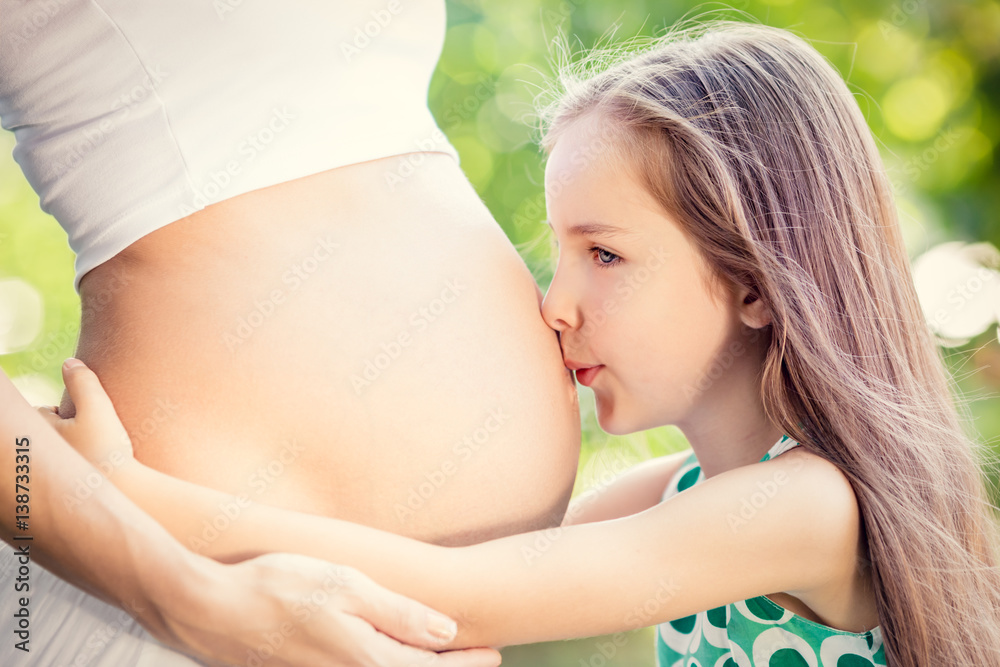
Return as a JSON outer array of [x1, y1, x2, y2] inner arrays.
[[574, 365, 603, 387]]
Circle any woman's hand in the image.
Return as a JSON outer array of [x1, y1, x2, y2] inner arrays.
[[162, 552, 501, 667], [35, 358, 136, 477]]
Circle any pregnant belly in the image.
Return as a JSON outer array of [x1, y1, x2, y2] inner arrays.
[[68, 153, 581, 546]]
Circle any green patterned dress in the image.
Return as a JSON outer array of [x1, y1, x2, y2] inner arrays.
[[655, 435, 886, 667]]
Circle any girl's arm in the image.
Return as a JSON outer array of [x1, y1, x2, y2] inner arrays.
[[51, 359, 861, 650], [562, 450, 692, 526], [5, 363, 498, 666]]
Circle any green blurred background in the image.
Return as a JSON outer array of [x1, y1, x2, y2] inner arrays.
[[2, 0, 999, 664]]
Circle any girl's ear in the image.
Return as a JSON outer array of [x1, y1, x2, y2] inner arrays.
[[736, 286, 771, 329]]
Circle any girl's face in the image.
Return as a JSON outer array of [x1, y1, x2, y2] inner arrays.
[[541, 114, 759, 435]]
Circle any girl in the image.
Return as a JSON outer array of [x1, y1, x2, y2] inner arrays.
[[42, 20, 1000, 666]]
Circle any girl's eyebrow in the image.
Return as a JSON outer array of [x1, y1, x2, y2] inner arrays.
[[544, 220, 635, 239]]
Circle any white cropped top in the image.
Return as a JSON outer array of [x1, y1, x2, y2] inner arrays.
[[0, 0, 460, 293]]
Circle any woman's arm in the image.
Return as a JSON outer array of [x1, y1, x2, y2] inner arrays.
[[2, 367, 198, 637], [561, 450, 692, 526], [4, 363, 499, 667], [52, 359, 862, 650]]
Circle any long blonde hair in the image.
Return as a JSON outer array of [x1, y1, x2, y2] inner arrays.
[[538, 20, 1000, 666]]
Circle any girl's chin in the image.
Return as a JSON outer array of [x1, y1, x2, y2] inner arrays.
[[595, 394, 667, 436], [594, 398, 637, 436]]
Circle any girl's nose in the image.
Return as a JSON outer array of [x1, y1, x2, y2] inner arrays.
[[540, 273, 580, 335]]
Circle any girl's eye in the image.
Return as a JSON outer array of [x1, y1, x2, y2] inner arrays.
[[589, 246, 621, 268]]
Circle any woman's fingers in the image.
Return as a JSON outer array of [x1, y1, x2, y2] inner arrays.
[[366, 633, 502, 667], [324, 611, 501, 667], [432, 648, 503, 667], [345, 571, 460, 651]]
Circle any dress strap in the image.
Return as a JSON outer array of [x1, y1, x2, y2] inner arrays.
[[761, 434, 801, 461]]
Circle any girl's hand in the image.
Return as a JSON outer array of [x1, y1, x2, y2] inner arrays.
[[36, 358, 137, 476]]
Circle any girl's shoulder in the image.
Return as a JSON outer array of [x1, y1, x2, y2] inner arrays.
[[661, 436, 847, 504], [658, 439, 863, 585], [654, 442, 863, 591]]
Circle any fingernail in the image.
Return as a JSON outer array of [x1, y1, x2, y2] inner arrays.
[[427, 612, 457, 643], [64, 358, 83, 370]]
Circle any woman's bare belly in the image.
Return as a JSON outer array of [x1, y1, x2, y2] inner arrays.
[[63, 152, 581, 546]]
